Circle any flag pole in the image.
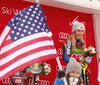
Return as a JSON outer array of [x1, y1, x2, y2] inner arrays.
[[56, 57, 68, 85]]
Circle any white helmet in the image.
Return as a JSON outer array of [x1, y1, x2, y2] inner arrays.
[[72, 21, 85, 33]]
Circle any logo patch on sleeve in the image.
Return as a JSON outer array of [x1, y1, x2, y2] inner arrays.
[[67, 48, 70, 54]]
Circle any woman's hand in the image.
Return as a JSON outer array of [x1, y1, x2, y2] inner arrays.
[[80, 56, 85, 62]]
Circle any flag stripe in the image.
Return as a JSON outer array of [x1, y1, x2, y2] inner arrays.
[[1, 45, 55, 70], [0, 26, 11, 45], [0, 27, 12, 50], [0, 50, 56, 77], [1, 40, 54, 65], [0, 54, 56, 80], [0, 32, 52, 54], [2, 37, 12, 48], [0, 36, 52, 60]]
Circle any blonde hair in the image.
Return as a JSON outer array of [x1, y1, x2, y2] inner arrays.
[[68, 32, 85, 51]]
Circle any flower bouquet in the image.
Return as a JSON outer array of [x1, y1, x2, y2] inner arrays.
[[82, 46, 97, 57], [30, 62, 51, 76], [80, 46, 97, 85], [39, 62, 51, 76]]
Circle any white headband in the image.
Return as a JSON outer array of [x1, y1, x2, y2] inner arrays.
[[72, 21, 85, 33]]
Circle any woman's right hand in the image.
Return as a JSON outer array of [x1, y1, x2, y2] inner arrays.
[[80, 56, 85, 62]]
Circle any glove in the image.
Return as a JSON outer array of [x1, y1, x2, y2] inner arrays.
[[85, 56, 92, 64], [57, 70, 65, 79]]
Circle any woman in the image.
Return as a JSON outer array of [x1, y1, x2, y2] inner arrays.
[[63, 21, 91, 64], [54, 58, 83, 85]]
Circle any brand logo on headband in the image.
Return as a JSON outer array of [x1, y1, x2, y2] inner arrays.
[[74, 67, 81, 71], [80, 27, 84, 29]]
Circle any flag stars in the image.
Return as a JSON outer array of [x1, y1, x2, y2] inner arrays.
[[12, 23, 15, 26], [31, 14, 35, 17], [23, 29, 27, 33], [21, 23, 24, 27], [37, 26, 40, 29], [19, 11, 22, 14], [14, 37, 17, 40], [25, 15, 28, 18], [34, 20, 37, 23], [21, 14, 23, 17], [16, 17, 19, 20], [27, 21, 31, 24], [16, 32, 20, 35], [28, 8, 32, 11], [29, 17, 32, 20], [38, 13, 41, 16], [11, 31, 15, 34], [32, 23, 35, 26], [30, 27, 34, 30], [35, 8, 38, 10], [16, 22, 19, 25], [39, 22, 42, 25], [14, 26, 17, 29], [41, 17, 44, 20], [40, 19, 43, 22], [18, 28, 21, 31], [22, 19, 26, 22], [11, 19, 14, 22], [36, 16, 39, 19], [39, 11, 42, 14], [25, 25, 28, 29], [19, 18, 21, 21], [30, 6, 34, 8], [41, 28, 44, 31], [35, 29, 38, 32], [33, 11, 36, 14], [21, 34, 24, 37], [9, 4, 50, 42], [28, 31, 31, 34], [37, 4, 39, 7], [26, 12, 30, 15], [43, 23, 46, 26]]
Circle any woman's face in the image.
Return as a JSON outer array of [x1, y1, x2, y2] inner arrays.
[[74, 30, 84, 39], [69, 71, 80, 78]]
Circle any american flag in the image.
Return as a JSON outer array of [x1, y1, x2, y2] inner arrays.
[[0, 3, 57, 80]]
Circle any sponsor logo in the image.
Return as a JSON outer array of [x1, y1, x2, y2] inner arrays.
[[2, 77, 11, 84], [67, 48, 70, 54], [37, 80, 50, 85], [74, 67, 81, 71], [80, 27, 84, 29], [2, 7, 21, 15], [71, 54, 81, 57], [56, 65, 66, 71], [15, 79, 21, 83], [59, 32, 69, 39], [57, 48, 63, 55]]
